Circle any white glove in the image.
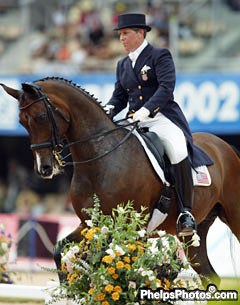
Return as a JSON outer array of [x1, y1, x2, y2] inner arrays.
[[132, 107, 150, 122], [104, 104, 115, 114]]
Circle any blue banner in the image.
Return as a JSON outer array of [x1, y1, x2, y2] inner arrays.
[[0, 72, 239, 135]]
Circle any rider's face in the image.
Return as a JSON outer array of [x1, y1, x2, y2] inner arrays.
[[118, 28, 145, 53]]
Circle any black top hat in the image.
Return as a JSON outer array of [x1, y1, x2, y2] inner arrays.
[[114, 13, 151, 32]]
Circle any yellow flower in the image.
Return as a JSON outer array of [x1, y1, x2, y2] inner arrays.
[[131, 256, 137, 262], [163, 278, 170, 290], [125, 263, 131, 269], [102, 301, 110, 305], [79, 240, 84, 246], [127, 244, 136, 251], [123, 256, 130, 263], [85, 228, 96, 240], [137, 245, 144, 254], [102, 255, 114, 264], [116, 261, 124, 269], [68, 273, 78, 285], [94, 293, 105, 301], [88, 288, 95, 294], [81, 228, 88, 236], [104, 284, 114, 292], [112, 291, 120, 301], [112, 273, 119, 279], [61, 262, 66, 272], [156, 279, 162, 288], [107, 267, 115, 275], [114, 286, 122, 293]]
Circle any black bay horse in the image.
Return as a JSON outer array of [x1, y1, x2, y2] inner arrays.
[[1, 77, 240, 286]]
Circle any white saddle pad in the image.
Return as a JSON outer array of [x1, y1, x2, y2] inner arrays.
[[133, 129, 211, 187]]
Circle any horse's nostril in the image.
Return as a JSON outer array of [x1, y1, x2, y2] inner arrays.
[[41, 165, 53, 177]]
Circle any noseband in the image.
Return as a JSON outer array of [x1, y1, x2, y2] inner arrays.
[[20, 83, 69, 156]]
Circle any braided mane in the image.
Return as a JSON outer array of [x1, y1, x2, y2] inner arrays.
[[34, 76, 104, 110]]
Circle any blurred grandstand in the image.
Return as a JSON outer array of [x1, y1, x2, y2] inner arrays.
[[0, 0, 239, 74]]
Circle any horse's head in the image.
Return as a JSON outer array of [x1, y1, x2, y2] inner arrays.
[[0, 82, 70, 179]]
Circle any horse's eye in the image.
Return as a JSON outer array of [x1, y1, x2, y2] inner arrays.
[[34, 113, 48, 124]]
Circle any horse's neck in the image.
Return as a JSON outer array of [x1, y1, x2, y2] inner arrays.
[[64, 93, 115, 161]]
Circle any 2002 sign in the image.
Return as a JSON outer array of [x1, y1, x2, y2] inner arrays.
[[175, 81, 240, 123]]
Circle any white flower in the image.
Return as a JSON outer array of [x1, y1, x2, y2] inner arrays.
[[138, 229, 146, 238], [106, 248, 116, 258], [85, 219, 93, 227], [141, 270, 148, 276], [129, 281, 136, 289], [100, 275, 106, 281], [1, 242, 9, 252], [157, 230, 166, 237], [149, 275, 156, 281], [101, 226, 109, 234], [61, 246, 79, 263], [141, 270, 153, 277], [162, 237, 171, 251], [114, 244, 125, 256], [71, 245, 80, 254], [191, 233, 200, 247], [148, 238, 158, 254], [138, 267, 144, 273]]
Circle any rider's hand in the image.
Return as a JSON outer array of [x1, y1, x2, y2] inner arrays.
[[104, 104, 115, 114], [132, 107, 150, 122]]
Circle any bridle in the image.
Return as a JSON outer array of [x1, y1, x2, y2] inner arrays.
[[20, 83, 138, 166]]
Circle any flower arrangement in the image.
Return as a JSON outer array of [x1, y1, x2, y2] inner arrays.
[[0, 224, 13, 283], [50, 196, 200, 305]]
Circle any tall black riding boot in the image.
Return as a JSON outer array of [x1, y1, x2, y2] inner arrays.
[[172, 157, 197, 237]]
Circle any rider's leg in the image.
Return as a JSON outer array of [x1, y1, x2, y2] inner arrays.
[[145, 113, 197, 236]]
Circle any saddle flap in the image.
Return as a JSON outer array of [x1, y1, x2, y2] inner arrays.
[[139, 130, 165, 169]]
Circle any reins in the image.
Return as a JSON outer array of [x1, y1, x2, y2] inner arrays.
[[59, 120, 138, 166]]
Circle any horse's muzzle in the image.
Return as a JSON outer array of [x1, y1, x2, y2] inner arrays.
[[39, 164, 53, 179]]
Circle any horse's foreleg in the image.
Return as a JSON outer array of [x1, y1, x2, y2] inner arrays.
[[53, 223, 85, 282], [189, 208, 220, 288]]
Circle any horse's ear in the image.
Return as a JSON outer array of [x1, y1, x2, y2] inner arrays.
[[22, 82, 37, 95], [0, 83, 20, 100]]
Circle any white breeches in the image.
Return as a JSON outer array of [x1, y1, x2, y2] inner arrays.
[[138, 112, 188, 164]]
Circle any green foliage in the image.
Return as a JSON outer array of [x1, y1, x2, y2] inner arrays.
[[49, 196, 200, 305]]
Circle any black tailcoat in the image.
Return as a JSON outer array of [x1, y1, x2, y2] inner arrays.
[[108, 44, 213, 167]]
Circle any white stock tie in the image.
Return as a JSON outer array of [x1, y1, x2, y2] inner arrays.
[[129, 53, 137, 68]]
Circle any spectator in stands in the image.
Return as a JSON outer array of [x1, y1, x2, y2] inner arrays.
[[3, 159, 29, 213], [30, 25, 49, 58]]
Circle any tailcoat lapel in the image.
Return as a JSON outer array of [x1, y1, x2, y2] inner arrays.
[[134, 44, 153, 75], [124, 57, 139, 84]]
